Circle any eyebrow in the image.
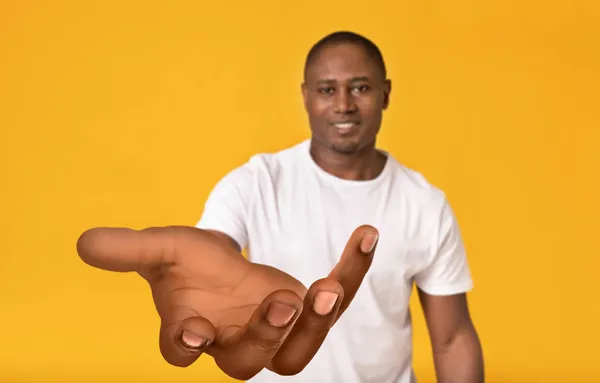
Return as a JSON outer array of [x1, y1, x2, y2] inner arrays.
[[315, 76, 370, 84]]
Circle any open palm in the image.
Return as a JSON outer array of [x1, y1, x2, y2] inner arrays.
[[77, 224, 379, 380]]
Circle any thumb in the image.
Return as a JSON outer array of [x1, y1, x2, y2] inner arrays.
[[76, 226, 197, 273], [159, 306, 217, 367]]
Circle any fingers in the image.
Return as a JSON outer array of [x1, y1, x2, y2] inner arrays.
[[267, 278, 344, 375], [159, 306, 217, 367], [211, 289, 303, 381], [328, 225, 379, 318], [264, 226, 378, 375], [76, 226, 195, 273]]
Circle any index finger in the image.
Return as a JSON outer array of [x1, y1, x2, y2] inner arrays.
[[328, 224, 379, 317], [76, 226, 193, 273]]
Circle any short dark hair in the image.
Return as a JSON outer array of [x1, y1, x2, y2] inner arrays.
[[303, 31, 387, 81]]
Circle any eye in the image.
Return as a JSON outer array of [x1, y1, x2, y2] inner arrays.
[[318, 87, 335, 95], [352, 85, 370, 93]]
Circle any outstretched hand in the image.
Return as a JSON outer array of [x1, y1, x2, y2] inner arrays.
[[76, 225, 379, 380]]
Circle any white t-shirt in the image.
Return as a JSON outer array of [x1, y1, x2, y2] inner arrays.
[[196, 139, 473, 383]]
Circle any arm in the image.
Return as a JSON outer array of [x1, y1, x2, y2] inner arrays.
[[418, 290, 484, 383], [414, 196, 484, 382], [195, 163, 254, 254]]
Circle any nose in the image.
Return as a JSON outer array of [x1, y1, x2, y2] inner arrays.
[[333, 89, 357, 113]]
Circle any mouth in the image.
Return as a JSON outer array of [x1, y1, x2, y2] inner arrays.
[[331, 121, 360, 135]]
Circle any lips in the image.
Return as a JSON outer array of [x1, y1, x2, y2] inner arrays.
[[332, 121, 360, 135]]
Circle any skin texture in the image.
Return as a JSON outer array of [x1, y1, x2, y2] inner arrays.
[[76, 224, 379, 380], [302, 42, 391, 181], [418, 291, 485, 383], [302, 41, 485, 382]]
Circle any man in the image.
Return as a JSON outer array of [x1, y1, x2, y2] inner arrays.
[[76, 31, 483, 382], [195, 31, 484, 382]]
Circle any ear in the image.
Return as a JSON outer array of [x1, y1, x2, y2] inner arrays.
[[382, 79, 392, 110], [301, 82, 309, 111]]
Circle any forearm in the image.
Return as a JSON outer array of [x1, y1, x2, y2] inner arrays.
[[432, 327, 484, 383]]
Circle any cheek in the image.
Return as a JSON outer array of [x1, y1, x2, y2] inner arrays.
[[357, 100, 381, 121], [307, 101, 330, 119]]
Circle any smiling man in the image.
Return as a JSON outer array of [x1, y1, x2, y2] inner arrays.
[[196, 31, 485, 382]]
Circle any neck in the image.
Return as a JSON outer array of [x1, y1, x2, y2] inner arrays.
[[309, 138, 386, 181]]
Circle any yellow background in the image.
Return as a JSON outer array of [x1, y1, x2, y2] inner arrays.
[[1, 1, 599, 382]]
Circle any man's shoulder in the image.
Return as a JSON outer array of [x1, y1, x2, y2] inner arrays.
[[209, 141, 308, 194], [229, 140, 309, 178], [247, 140, 309, 166], [384, 156, 458, 247], [386, 153, 447, 206]]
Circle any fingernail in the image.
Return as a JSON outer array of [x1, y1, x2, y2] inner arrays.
[[361, 233, 379, 253], [313, 292, 338, 315], [267, 302, 297, 327], [181, 330, 208, 349]]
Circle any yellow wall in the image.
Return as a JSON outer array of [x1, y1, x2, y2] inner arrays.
[[1, 1, 598, 382]]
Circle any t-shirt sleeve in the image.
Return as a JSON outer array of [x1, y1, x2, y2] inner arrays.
[[195, 164, 254, 251], [414, 196, 474, 296]]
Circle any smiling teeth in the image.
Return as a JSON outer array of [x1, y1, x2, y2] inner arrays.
[[334, 122, 355, 128]]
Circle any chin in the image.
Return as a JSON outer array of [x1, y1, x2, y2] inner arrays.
[[311, 133, 367, 155], [330, 140, 361, 154]]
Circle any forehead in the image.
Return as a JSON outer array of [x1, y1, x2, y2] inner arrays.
[[306, 43, 381, 82]]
